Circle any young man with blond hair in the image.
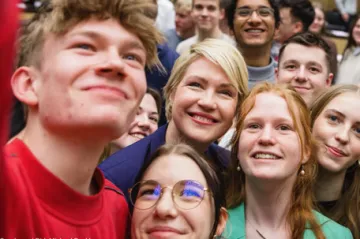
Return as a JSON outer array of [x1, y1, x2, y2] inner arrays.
[[1, 0, 162, 238]]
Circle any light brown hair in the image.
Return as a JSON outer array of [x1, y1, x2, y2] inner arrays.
[[17, 0, 163, 69], [226, 82, 325, 239], [310, 84, 360, 239]]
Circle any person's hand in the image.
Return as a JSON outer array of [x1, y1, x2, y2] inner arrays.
[[342, 13, 349, 22]]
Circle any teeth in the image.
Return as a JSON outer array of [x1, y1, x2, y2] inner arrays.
[[254, 153, 277, 159], [131, 133, 145, 139], [193, 115, 214, 123], [247, 29, 263, 33]]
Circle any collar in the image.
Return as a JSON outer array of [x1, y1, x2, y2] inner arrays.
[[247, 57, 277, 83]]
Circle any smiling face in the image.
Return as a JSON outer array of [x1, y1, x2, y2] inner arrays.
[[352, 18, 360, 46], [167, 57, 238, 147], [26, 18, 147, 140], [112, 93, 159, 149], [131, 153, 216, 239], [313, 93, 360, 173], [238, 92, 305, 181], [276, 43, 332, 107], [309, 7, 325, 34], [192, 0, 224, 33], [233, 0, 276, 49]]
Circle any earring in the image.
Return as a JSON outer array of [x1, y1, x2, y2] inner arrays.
[[236, 162, 241, 171], [300, 165, 305, 176]]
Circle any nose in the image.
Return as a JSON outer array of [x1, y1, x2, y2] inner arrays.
[[258, 125, 276, 146], [137, 114, 151, 130], [154, 190, 178, 219], [200, 8, 209, 16], [197, 91, 217, 110], [248, 10, 262, 23], [295, 65, 307, 83], [94, 48, 125, 78], [335, 126, 350, 145]]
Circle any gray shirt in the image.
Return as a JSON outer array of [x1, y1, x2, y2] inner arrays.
[[247, 57, 277, 89]]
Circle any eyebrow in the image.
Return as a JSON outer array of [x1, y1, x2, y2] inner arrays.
[[237, 5, 270, 8], [67, 30, 145, 51], [324, 109, 345, 118], [186, 75, 237, 89], [139, 106, 159, 115]]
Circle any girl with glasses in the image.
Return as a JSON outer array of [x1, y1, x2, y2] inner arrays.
[[130, 143, 228, 238], [225, 82, 352, 238]]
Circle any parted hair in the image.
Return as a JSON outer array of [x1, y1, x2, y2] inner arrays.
[[17, 0, 163, 69], [310, 84, 360, 239], [163, 38, 248, 121], [226, 82, 325, 239]]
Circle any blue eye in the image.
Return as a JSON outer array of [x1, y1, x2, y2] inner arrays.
[[329, 115, 338, 122], [75, 43, 94, 51], [188, 82, 202, 88]]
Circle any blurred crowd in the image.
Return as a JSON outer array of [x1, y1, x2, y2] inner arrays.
[[1, 0, 360, 238]]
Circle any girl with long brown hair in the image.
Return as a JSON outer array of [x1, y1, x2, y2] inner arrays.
[[225, 82, 352, 238], [311, 84, 360, 239]]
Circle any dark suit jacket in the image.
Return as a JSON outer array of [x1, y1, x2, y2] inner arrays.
[[99, 124, 230, 202]]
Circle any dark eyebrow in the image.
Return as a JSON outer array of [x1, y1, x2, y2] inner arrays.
[[237, 5, 271, 9]]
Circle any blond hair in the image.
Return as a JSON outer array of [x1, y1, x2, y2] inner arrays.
[[17, 0, 163, 69], [175, 0, 192, 13], [163, 39, 248, 121]]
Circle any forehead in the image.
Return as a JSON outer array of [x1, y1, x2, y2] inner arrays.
[[280, 43, 327, 67], [315, 8, 324, 18], [322, 93, 360, 119], [140, 93, 158, 112], [182, 57, 233, 85], [142, 154, 208, 186], [48, 18, 145, 50], [193, 0, 220, 7], [280, 7, 291, 19], [236, 0, 271, 8], [246, 92, 293, 122]]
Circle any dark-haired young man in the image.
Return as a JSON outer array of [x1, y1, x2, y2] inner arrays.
[[273, 0, 315, 59], [226, 0, 280, 88], [276, 32, 333, 107]]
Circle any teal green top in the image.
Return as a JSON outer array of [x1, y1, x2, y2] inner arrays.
[[224, 203, 353, 239]]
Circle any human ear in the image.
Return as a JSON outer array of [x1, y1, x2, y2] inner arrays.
[[11, 66, 40, 106], [325, 73, 334, 87], [215, 207, 228, 236], [275, 67, 279, 83]]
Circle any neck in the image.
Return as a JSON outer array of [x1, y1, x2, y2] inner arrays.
[[315, 166, 346, 202], [165, 120, 208, 153], [178, 28, 195, 40], [198, 27, 222, 41], [245, 177, 295, 232], [19, 117, 108, 196], [238, 43, 272, 67]]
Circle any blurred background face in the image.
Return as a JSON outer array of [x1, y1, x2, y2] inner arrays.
[[192, 0, 224, 32], [233, 0, 276, 48], [276, 7, 297, 43], [309, 7, 325, 33], [352, 19, 360, 46], [312, 93, 360, 173], [175, 9, 195, 37], [112, 93, 159, 150], [238, 93, 303, 182], [131, 154, 215, 239]]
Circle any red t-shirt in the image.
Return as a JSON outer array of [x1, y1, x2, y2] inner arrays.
[[2, 139, 129, 239]]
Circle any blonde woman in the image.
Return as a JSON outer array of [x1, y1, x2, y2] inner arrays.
[[100, 39, 249, 201]]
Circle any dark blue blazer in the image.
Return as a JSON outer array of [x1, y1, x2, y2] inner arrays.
[[99, 124, 230, 202]]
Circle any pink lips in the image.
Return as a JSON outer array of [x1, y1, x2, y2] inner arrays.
[[188, 111, 218, 126], [84, 85, 127, 99], [147, 226, 183, 238], [326, 145, 348, 157]]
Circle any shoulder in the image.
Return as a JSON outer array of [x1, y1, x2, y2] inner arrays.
[[310, 211, 353, 238], [176, 36, 196, 54], [157, 43, 179, 67], [208, 143, 231, 168], [225, 203, 245, 239]]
